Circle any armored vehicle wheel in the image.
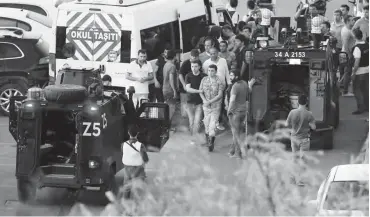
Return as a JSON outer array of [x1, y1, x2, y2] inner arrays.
[[17, 178, 36, 203], [44, 84, 87, 103]]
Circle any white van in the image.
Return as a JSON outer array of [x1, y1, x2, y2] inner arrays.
[[53, 0, 232, 87]]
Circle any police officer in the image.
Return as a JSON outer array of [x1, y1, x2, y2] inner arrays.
[[351, 28, 369, 114]]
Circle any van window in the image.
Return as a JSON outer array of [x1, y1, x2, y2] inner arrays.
[[0, 43, 23, 59], [140, 21, 180, 61], [180, 15, 208, 53], [121, 30, 131, 63], [0, 4, 47, 16], [217, 9, 233, 27], [56, 27, 67, 59], [0, 17, 32, 31]]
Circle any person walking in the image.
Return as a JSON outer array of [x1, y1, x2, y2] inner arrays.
[[203, 47, 231, 131], [126, 49, 154, 108], [199, 64, 225, 152], [351, 28, 369, 114], [341, 15, 356, 96], [179, 49, 200, 118], [150, 45, 171, 103], [185, 60, 207, 145], [330, 9, 345, 71], [286, 94, 316, 161], [121, 125, 149, 199], [162, 50, 178, 120], [225, 69, 256, 159]]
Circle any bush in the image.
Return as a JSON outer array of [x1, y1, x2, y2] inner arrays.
[[77, 123, 368, 216]]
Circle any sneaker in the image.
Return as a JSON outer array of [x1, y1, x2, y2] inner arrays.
[[230, 153, 242, 159], [190, 140, 196, 145], [216, 124, 225, 131], [228, 151, 235, 157]]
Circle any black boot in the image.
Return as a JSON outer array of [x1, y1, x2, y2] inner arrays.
[[208, 136, 215, 152]]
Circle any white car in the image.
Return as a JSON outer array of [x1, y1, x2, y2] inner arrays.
[[308, 164, 369, 216], [0, 8, 52, 49]]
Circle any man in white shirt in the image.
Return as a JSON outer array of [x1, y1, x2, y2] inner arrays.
[[126, 49, 154, 108], [203, 47, 231, 131], [199, 37, 214, 64], [351, 28, 369, 114]]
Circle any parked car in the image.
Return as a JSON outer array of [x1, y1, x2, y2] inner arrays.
[[0, 7, 52, 42], [307, 164, 369, 216], [0, 29, 49, 115]]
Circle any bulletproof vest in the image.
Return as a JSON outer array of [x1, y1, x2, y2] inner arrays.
[[352, 43, 370, 67]]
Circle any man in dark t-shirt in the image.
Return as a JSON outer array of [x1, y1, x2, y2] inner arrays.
[[184, 60, 206, 145], [179, 49, 200, 117]]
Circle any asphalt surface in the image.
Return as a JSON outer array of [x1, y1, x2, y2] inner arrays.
[[0, 96, 367, 215]]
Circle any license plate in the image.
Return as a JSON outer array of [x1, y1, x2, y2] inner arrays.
[[274, 51, 306, 58], [289, 59, 301, 65]]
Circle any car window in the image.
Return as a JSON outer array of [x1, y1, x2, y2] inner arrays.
[[0, 4, 47, 16], [0, 17, 32, 31], [323, 181, 369, 212], [0, 43, 23, 59]]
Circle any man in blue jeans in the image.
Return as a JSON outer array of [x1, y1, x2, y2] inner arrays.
[[225, 69, 255, 159], [185, 60, 207, 145]]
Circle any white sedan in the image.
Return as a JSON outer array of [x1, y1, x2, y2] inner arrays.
[[308, 164, 369, 216]]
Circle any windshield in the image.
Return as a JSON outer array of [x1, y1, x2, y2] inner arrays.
[[323, 181, 369, 213]]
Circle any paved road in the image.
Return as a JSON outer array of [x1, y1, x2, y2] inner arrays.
[[0, 96, 367, 215]]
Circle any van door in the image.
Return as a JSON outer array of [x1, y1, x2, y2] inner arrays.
[[65, 11, 95, 61], [178, 0, 209, 58], [91, 12, 122, 63], [136, 102, 170, 152]]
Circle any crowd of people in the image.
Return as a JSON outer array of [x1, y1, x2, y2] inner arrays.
[[111, 0, 369, 162]]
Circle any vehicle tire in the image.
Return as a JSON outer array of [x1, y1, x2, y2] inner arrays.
[[0, 82, 28, 116], [44, 84, 87, 103], [17, 178, 37, 204]]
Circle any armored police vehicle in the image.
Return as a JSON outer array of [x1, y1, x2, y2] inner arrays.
[[247, 17, 340, 150], [8, 66, 170, 203]]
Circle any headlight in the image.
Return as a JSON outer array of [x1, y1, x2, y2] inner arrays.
[[88, 160, 100, 169], [258, 40, 268, 48]]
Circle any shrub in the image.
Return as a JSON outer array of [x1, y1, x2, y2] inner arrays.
[[77, 123, 368, 216]]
